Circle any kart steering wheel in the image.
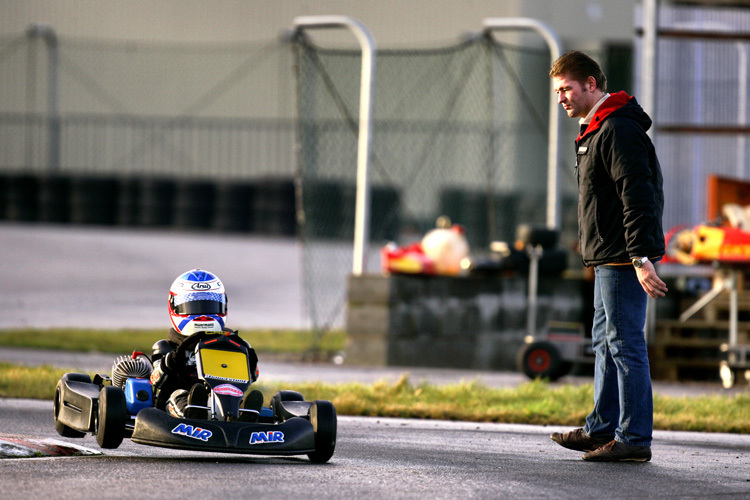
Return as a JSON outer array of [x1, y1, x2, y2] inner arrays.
[[174, 331, 219, 360]]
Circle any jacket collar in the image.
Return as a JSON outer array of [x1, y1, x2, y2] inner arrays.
[[577, 90, 632, 141]]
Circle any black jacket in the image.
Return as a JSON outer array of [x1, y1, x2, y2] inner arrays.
[[575, 91, 665, 267]]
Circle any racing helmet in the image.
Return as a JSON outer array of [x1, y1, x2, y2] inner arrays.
[[168, 269, 227, 336]]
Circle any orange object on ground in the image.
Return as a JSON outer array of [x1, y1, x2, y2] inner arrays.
[[666, 224, 750, 265], [381, 243, 436, 275]]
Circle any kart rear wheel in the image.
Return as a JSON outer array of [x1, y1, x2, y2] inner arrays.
[[275, 390, 305, 402], [53, 375, 89, 438], [270, 390, 306, 422], [307, 400, 336, 464], [96, 386, 127, 449], [516, 341, 566, 381]]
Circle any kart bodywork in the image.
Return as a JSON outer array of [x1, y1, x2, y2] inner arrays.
[[53, 334, 337, 463]]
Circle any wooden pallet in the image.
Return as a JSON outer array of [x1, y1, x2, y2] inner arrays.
[[693, 289, 750, 323], [650, 319, 750, 381]]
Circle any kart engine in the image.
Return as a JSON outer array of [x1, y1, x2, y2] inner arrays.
[[111, 353, 153, 389]]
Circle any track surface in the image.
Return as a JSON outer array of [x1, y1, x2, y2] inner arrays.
[[0, 223, 306, 329], [3, 223, 750, 498], [2, 398, 749, 500], [3, 348, 749, 498]]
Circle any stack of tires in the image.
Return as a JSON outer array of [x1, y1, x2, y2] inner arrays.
[[0, 172, 300, 237]]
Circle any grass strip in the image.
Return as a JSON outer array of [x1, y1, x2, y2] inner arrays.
[[2, 363, 748, 434], [0, 328, 346, 355]]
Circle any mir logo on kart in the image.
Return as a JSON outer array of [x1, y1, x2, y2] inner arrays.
[[172, 423, 212, 442], [214, 384, 244, 397], [249, 431, 284, 445]]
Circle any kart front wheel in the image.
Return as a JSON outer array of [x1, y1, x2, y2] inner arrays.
[[96, 386, 127, 449], [307, 400, 336, 464]]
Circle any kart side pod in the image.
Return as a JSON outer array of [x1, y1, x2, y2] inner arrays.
[[54, 372, 101, 433]]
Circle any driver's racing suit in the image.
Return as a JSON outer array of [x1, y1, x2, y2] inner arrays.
[[149, 328, 259, 418]]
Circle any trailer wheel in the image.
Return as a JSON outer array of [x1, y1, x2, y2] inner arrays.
[[96, 386, 127, 449], [517, 341, 566, 381], [307, 400, 336, 464]]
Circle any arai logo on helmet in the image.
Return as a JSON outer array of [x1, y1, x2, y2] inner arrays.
[[191, 283, 212, 290], [214, 384, 243, 397]]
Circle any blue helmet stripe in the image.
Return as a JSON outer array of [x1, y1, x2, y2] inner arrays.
[[179, 270, 217, 282]]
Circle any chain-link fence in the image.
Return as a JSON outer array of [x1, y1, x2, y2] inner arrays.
[[0, 33, 297, 179], [0, 33, 300, 232], [6, 11, 746, 338], [294, 33, 576, 333]]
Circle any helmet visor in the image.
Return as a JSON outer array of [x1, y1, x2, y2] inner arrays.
[[171, 292, 227, 316]]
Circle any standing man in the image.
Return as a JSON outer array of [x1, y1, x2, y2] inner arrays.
[[548, 51, 668, 462]]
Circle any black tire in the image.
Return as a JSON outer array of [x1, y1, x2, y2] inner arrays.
[[516, 225, 559, 249], [307, 400, 337, 464], [516, 341, 565, 381], [96, 386, 127, 449], [275, 390, 305, 402], [53, 377, 87, 438], [270, 390, 306, 422]]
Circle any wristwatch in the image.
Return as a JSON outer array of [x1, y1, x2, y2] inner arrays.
[[632, 256, 649, 268]]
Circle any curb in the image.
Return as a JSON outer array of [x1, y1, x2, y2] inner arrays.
[[0, 435, 101, 458]]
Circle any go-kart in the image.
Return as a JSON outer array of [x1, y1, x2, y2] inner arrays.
[[52, 332, 337, 463]]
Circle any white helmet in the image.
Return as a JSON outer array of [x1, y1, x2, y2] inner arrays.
[[168, 269, 227, 336]]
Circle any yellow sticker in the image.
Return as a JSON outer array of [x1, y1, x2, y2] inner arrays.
[[199, 348, 250, 381]]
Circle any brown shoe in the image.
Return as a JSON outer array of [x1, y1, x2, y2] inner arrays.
[[550, 428, 613, 452], [582, 440, 652, 462]]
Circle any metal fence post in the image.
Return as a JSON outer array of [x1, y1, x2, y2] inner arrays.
[[482, 18, 562, 231], [293, 16, 376, 276], [26, 23, 60, 173]]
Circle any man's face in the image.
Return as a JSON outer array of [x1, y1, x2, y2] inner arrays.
[[552, 75, 594, 119]]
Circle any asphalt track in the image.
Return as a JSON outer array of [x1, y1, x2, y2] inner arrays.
[[1, 398, 749, 500], [2, 347, 750, 500], [0, 223, 308, 330], [2, 223, 750, 498]]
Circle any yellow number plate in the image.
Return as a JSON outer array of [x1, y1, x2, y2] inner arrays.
[[199, 348, 249, 381]]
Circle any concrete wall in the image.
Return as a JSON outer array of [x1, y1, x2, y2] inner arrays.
[[346, 272, 587, 371]]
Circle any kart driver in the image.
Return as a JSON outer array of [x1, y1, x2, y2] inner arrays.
[[149, 268, 264, 420]]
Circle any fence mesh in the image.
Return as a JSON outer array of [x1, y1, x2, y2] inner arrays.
[[11, 16, 747, 337], [294, 34, 570, 333], [0, 35, 297, 179]]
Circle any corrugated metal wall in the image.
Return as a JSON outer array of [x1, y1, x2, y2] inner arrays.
[[636, 3, 750, 230]]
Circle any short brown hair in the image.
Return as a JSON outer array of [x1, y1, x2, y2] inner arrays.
[[549, 50, 607, 93]]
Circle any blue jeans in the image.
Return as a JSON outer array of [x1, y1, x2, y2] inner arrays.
[[584, 265, 653, 447]]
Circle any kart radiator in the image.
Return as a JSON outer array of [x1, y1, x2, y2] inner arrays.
[[111, 354, 153, 389]]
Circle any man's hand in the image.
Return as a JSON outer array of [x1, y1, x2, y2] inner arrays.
[[635, 260, 668, 298]]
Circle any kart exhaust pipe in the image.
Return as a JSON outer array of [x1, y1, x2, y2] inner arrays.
[[111, 352, 153, 389]]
